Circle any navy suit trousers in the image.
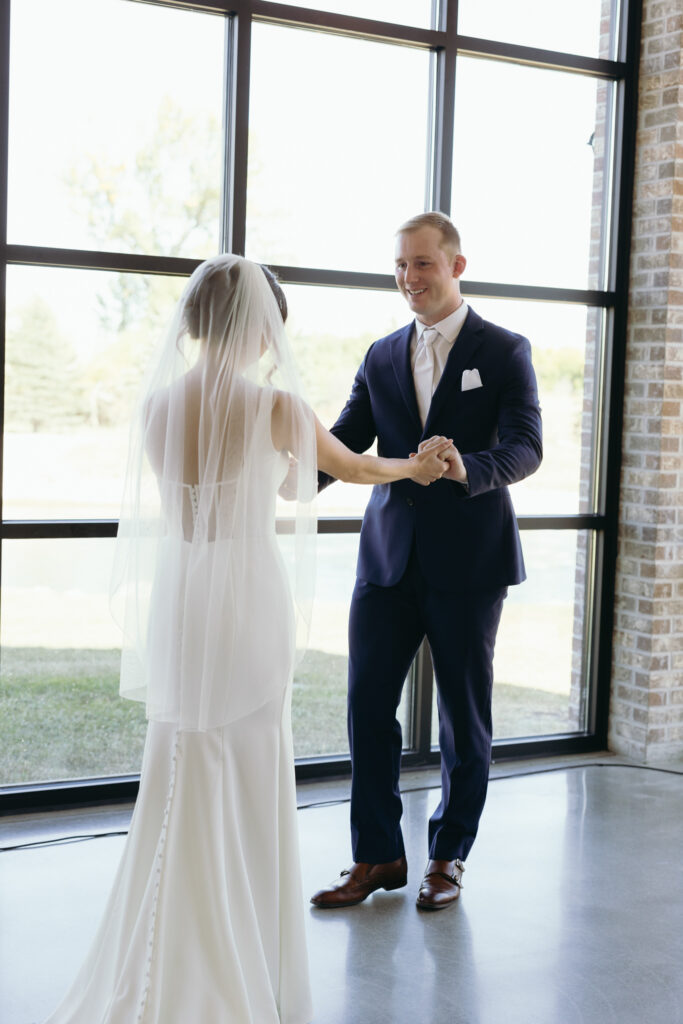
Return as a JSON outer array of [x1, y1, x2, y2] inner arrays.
[[347, 545, 507, 863]]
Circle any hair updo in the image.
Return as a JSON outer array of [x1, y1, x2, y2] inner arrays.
[[184, 260, 287, 341], [261, 265, 288, 324]]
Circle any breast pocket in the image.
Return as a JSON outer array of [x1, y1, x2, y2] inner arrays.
[[450, 387, 499, 449]]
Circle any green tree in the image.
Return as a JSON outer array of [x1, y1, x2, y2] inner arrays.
[[65, 94, 221, 264], [4, 298, 86, 432], [533, 346, 584, 395], [65, 95, 220, 338], [62, 97, 221, 424]]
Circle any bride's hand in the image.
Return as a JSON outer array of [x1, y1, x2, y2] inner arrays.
[[409, 437, 452, 486], [415, 435, 467, 484]]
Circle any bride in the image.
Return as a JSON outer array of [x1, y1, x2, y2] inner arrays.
[[43, 254, 450, 1024]]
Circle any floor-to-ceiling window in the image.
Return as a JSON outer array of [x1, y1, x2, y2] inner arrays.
[[0, 0, 640, 805]]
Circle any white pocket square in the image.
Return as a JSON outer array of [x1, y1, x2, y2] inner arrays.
[[461, 368, 483, 391]]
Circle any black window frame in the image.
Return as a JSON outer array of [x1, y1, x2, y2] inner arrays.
[[0, 0, 642, 812]]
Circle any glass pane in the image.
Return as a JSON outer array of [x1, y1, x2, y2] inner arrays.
[[430, 531, 590, 744], [452, 59, 612, 290], [262, 0, 432, 27], [291, 532, 411, 758], [284, 284, 410, 517], [8, 0, 224, 256], [493, 531, 590, 738], [3, 265, 185, 519], [0, 535, 412, 783], [247, 24, 430, 271], [458, 0, 617, 60], [0, 539, 145, 786], [462, 297, 602, 515]]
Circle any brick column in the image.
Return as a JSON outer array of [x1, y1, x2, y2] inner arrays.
[[609, 0, 683, 762]]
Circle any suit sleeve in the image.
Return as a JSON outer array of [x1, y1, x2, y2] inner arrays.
[[318, 348, 378, 492], [460, 335, 543, 497]]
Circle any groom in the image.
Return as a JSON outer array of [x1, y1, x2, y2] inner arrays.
[[311, 212, 543, 910]]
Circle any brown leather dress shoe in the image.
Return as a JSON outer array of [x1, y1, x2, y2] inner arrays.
[[310, 856, 408, 908], [416, 858, 465, 910]]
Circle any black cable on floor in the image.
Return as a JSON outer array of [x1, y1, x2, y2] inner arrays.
[[2, 760, 681, 852], [0, 831, 130, 852]]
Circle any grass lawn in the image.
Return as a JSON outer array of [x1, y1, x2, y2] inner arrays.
[[1, 647, 571, 785]]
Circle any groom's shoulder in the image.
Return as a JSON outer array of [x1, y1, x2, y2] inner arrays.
[[379, 321, 413, 345], [367, 322, 412, 357], [469, 307, 528, 349], [467, 311, 531, 366]]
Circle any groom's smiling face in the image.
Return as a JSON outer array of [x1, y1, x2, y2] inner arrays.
[[394, 226, 466, 326]]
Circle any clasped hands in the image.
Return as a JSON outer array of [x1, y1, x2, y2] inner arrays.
[[410, 435, 467, 487]]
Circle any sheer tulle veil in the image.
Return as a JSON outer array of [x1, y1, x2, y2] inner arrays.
[[110, 254, 317, 731]]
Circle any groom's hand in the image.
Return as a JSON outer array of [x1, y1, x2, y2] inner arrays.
[[412, 437, 468, 485]]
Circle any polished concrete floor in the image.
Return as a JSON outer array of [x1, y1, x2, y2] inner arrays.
[[2, 760, 682, 1024]]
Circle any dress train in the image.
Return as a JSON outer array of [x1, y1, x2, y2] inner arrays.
[[45, 686, 312, 1024]]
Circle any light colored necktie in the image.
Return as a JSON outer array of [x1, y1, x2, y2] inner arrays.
[[414, 327, 438, 426]]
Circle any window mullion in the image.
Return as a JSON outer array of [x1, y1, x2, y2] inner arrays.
[[427, 1, 457, 213], [224, 11, 251, 255]]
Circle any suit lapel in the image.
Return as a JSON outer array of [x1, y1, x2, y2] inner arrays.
[[390, 322, 422, 432], [424, 308, 484, 434]]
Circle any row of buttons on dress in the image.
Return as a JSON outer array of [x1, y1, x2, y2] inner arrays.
[[137, 730, 182, 1023]]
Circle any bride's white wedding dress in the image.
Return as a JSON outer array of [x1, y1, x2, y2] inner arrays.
[[45, 408, 313, 1024]]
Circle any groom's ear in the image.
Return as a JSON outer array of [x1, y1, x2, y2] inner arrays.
[[453, 254, 467, 279]]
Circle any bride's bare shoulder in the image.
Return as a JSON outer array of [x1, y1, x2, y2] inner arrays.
[[145, 371, 199, 418], [144, 386, 169, 425], [271, 389, 307, 416]]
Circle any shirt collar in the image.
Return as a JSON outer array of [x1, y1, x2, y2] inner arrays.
[[415, 301, 469, 346]]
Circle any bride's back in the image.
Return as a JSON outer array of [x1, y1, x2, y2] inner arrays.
[[144, 370, 279, 541]]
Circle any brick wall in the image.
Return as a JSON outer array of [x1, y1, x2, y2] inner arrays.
[[609, 0, 683, 762]]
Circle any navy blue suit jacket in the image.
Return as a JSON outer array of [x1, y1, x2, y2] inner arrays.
[[322, 307, 543, 592]]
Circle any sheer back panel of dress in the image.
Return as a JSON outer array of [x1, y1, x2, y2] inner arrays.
[[112, 255, 317, 732]]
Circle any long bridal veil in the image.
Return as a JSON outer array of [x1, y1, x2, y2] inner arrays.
[[110, 254, 317, 731]]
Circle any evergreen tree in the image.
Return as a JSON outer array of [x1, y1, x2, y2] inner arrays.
[[4, 298, 85, 432]]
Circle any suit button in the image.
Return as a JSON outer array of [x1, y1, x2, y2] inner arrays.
[[406, 497, 415, 507]]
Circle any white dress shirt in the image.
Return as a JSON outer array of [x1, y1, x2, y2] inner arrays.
[[411, 302, 469, 425]]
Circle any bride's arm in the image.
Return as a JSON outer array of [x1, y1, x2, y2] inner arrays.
[[272, 392, 450, 487], [316, 419, 451, 486]]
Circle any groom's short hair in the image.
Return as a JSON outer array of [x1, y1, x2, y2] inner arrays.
[[396, 212, 462, 258]]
